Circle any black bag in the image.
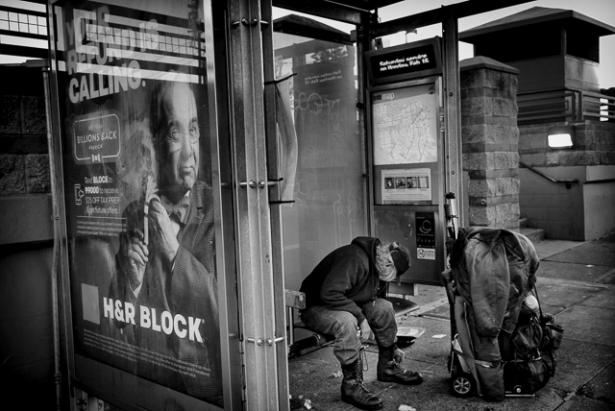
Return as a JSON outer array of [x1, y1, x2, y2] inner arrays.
[[541, 313, 564, 352], [501, 294, 563, 394]]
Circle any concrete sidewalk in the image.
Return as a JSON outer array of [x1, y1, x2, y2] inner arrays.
[[288, 235, 615, 411]]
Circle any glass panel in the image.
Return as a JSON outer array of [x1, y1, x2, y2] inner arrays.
[[50, 0, 224, 408], [273, 27, 367, 292]]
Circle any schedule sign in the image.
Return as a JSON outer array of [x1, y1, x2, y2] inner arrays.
[[369, 38, 442, 83]]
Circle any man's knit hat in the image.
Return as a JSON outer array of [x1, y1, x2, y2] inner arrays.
[[389, 242, 410, 275]]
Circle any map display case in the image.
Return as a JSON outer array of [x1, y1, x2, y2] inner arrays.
[[371, 81, 440, 205], [367, 39, 447, 285]]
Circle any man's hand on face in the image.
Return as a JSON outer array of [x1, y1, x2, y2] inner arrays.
[[118, 229, 148, 292], [359, 318, 372, 342], [148, 196, 180, 264]]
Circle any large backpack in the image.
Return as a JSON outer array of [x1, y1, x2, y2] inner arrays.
[[500, 290, 564, 394]]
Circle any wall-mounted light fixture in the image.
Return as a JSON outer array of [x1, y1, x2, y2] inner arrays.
[[547, 125, 574, 149]]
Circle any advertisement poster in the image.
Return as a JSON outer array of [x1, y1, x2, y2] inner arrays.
[[381, 168, 431, 203], [54, 1, 222, 406]]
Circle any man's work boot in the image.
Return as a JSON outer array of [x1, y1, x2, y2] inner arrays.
[[340, 358, 383, 410], [377, 345, 423, 385]]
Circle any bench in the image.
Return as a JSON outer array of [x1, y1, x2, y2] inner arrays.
[[284, 287, 420, 357], [284, 289, 334, 358]]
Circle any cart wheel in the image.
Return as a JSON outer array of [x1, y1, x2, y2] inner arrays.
[[451, 373, 474, 397]]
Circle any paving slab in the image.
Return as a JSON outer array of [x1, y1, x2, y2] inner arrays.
[[364, 364, 451, 411], [545, 242, 615, 267], [388, 283, 448, 313], [538, 260, 613, 283], [362, 361, 438, 411], [554, 305, 615, 347], [580, 288, 615, 310], [596, 269, 615, 284], [419, 302, 451, 320], [550, 338, 615, 393], [534, 240, 585, 260], [581, 361, 615, 405], [533, 278, 604, 315], [555, 393, 614, 411], [395, 316, 451, 366], [288, 348, 346, 406]]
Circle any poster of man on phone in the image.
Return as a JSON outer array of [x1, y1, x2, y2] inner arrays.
[[54, 0, 222, 406]]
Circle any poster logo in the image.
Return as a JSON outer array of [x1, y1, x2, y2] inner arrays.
[[74, 184, 85, 206], [82, 283, 101, 325], [73, 114, 121, 164]]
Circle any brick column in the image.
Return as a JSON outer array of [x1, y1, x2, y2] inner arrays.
[[460, 56, 520, 229]]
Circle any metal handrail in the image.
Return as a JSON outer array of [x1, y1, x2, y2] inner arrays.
[[519, 161, 579, 189], [584, 178, 615, 185], [518, 89, 615, 123], [581, 91, 615, 122]]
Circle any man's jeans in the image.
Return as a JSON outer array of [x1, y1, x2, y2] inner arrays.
[[300, 298, 397, 365]]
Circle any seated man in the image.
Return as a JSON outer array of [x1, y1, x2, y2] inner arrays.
[[299, 237, 423, 411]]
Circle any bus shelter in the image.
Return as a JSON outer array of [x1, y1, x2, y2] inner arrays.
[[41, 1, 532, 410]]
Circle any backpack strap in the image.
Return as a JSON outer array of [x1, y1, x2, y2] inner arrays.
[[533, 285, 544, 319]]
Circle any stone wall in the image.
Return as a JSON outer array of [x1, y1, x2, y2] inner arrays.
[[519, 121, 615, 167], [518, 118, 615, 240], [0, 77, 50, 195], [460, 56, 520, 229]]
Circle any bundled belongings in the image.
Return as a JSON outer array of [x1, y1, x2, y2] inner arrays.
[[500, 294, 564, 395], [442, 228, 563, 401]]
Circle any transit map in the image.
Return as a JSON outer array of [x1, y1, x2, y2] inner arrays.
[[372, 84, 438, 165]]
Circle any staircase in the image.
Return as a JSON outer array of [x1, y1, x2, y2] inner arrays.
[[517, 217, 545, 243]]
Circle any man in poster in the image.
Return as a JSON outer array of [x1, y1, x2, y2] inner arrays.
[[109, 80, 221, 404]]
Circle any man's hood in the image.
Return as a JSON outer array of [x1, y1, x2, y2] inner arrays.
[[351, 236, 380, 271]]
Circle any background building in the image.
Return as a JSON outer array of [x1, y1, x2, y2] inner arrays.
[[462, 7, 615, 240]]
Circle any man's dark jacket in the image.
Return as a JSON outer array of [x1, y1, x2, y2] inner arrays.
[[300, 236, 386, 323]]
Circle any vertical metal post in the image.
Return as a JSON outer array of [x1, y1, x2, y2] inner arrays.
[[44, 4, 76, 409], [261, 1, 291, 409], [442, 14, 465, 228], [203, 1, 243, 408], [227, 0, 283, 409], [43, 66, 64, 411], [359, 11, 375, 236]]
